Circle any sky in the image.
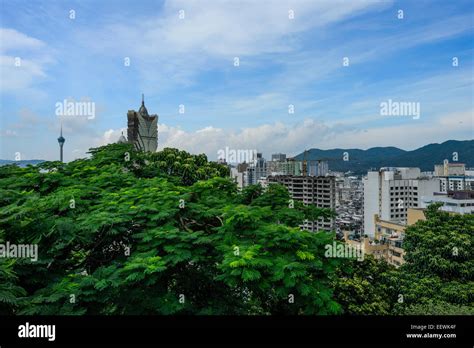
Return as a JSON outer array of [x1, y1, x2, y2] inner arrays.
[[0, 0, 473, 162]]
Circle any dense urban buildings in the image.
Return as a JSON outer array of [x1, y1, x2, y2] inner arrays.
[[344, 208, 426, 267], [228, 151, 474, 267], [334, 174, 364, 235], [230, 152, 331, 189], [357, 163, 474, 267], [433, 162, 474, 192]]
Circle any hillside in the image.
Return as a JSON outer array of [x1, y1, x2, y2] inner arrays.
[[293, 140, 474, 174], [0, 159, 45, 167]]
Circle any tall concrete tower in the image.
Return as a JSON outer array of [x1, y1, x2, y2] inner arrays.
[[127, 94, 158, 152], [58, 123, 65, 162]]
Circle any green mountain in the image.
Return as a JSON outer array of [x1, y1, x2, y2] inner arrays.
[[294, 140, 474, 174]]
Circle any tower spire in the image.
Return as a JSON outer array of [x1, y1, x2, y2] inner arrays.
[[57, 120, 65, 163], [142, 93, 144, 106]]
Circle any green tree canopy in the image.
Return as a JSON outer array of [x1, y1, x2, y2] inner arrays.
[[0, 144, 340, 315], [394, 204, 474, 314]]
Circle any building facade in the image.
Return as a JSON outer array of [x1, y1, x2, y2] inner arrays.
[[344, 208, 426, 267], [268, 175, 336, 231], [421, 190, 474, 214], [433, 162, 474, 192], [127, 95, 158, 152], [363, 167, 439, 237], [434, 162, 465, 176], [437, 176, 474, 192]]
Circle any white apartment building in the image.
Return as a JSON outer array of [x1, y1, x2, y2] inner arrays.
[[421, 191, 474, 215], [437, 176, 474, 192], [230, 167, 245, 189], [363, 168, 439, 237], [433, 162, 474, 192]]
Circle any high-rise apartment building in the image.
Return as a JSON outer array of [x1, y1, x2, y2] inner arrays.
[[268, 175, 336, 231], [245, 153, 267, 185], [308, 160, 329, 177], [271, 153, 286, 162], [363, 168, 439, 237]]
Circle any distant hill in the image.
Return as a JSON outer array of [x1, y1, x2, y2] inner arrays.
[[293, 140, 474, 174], [0, 159, 45, 167]]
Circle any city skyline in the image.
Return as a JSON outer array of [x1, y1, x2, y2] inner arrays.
[[1, 0, 473, 162], [1, 1, 473, 341]]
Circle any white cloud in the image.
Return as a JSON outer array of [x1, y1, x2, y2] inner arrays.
[[0, 28, 53, 94], [101, 128, 127, 145], [91, 0, 385, 57], [0, 55, 47, 91], [75, 0, 388, 91], [0, 28, 45, 52], [91, 109, 471, 162]]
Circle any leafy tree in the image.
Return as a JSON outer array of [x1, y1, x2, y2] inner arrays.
[[0, 144, 340, 315], [333, 256, 397, 315], [333, 203, 473, 315], [392, 204, 474, 314]]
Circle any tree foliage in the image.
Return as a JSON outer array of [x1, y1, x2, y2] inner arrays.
[[1, 144, 471, 315], [393, 204, 474, 314], [334, 203, 473, 315], [333, 256, 397, 315], [0, 144, 340, 315]]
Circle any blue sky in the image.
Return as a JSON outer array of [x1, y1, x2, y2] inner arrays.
[[0, 0, 473, 162]]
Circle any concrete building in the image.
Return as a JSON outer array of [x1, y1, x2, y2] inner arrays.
[[421, 190, 474, 215], [434, 162, 465, 176], [308, 160, 329, 177], [230, 167, 245, 189], [127, 95, 158, 152], [345, 208, 426, 267], [433, 162, 474, 192], [267, 158, 302, 176], [438, 176, 474, 192], [245, 153, 267, 186], [266, 158, 329, 177], [363, 167, 439, 237], [271, 153, 286, 162], [268, 175, 336, 231]]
